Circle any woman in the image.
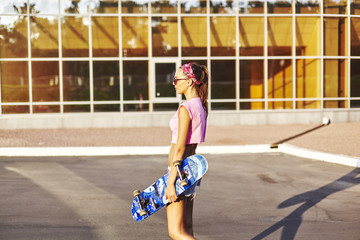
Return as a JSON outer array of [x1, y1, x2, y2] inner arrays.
[[165, 63, 209, 240]]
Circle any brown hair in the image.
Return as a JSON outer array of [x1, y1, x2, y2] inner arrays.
[[191, 63, 209, 117]]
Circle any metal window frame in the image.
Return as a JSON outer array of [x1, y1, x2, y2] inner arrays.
[[0, 0, 358, 116]]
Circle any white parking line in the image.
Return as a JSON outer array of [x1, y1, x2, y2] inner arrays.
[[0, 144, 359, 168]]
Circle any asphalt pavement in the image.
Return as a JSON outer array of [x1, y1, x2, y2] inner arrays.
[[1, 153, 359, 240]]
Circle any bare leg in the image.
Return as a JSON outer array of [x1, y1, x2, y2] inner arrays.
[[166, 195, 195, 240]]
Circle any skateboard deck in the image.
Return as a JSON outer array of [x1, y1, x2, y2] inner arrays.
[[131, 154, 208, 222]]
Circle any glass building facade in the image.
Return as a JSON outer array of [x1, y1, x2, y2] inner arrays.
[[0, 0, 360, 116]]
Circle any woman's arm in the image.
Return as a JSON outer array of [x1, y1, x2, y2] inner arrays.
[[165, 106, 191, 203]]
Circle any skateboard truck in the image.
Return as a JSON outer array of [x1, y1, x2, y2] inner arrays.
[[173, 160, 188, 187], [133, 190, 147, 216]]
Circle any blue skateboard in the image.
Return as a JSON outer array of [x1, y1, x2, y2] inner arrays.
[[131, 154, 208, 222]]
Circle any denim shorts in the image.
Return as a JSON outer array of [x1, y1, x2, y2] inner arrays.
[[183, 179, 201, 197]]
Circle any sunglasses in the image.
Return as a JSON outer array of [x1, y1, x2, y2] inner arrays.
[[173, 78, 188, 85]]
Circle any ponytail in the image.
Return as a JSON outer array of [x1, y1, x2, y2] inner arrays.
[[191, 63, 209, 118]]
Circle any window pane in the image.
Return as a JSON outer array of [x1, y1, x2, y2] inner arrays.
[[92, 16, 119, 57], [63, 61, 90, 101], [268, 101, 293, 110], [210, 0, 236, 14], [151, 0, 177, 13], [1, 61, 29, 102], [182, 60, 207, 66], [324, 17, 348, 56], [351, 100, 360, 108], [32, 61, 60, 102], [90, 0, 118, 13], [123, 61, 149, 101], [296, 17, 320, 56], [296, 0, 320, 13], [268, 17, 292, 56], [0, 0, 28, 14], [155, 63, 176, 98], [324, 100, 347, 108], [61, 0, 89, 14], [240, 60, 264, 99], [268, 0, 292, 14], [210, 17, 236, 56], [152, 17, 178, 57], [351, 0, 360, 14], [153, 103, 178, 111], [211, 60, 236, 99], [33, 105, 60, 113], [64, 105, 90, 112], [124, 103, 149, 112], [324, 59, 348, 98], [239, 17, 264, 56], [211, 102, 236, 110], [181, 17, 207, 57], [181, 0, 207, 13], [61, 16, 89, 57], [296, 101, 321, 109], [122, 17, 148, 57], [0, 16, 28, 58], [296, 59, 320, 98], [240, 102, 264, 110], [2, 105, 30, 114], [121, 0, 148, 13], [351, 18, 360, 56], [29, 0, 59, 14], [30, 16, 59, 58], [350, 59, 360, 97], [324, 0, 347, 14], [239, 0, 264, 14], [268, 59, 293, 99], [94, 104, 120, 112], [93, 61, 119, 101]]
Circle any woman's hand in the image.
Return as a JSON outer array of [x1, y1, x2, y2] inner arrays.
[[165, 184, 177, 203]]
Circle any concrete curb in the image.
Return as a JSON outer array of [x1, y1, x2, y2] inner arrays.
[[278, 144, 360, 168], [0, 144, 358, 168]]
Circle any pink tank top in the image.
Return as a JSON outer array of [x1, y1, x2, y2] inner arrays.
[[170, 97, 207, 144]]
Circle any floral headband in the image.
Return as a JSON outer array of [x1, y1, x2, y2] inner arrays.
[[180, 63, 200, 85]]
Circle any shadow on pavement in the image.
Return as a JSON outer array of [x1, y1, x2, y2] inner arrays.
[[252, 168, 360, 240]]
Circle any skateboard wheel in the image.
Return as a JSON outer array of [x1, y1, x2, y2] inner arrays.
[[180, 180, 187, 187], [173, 160, 181, 167], [133, 190, 141, 197], [139, 210, 147, 216]]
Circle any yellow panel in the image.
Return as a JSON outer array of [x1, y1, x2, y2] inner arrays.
[[268, 59, 293, 98], [324, 0, 347, 14], [92, 16, 119, 57], [296, 17, 320, 56], [61, 16, 89, 57], [351, 18, 360, 56], [268, 17, 292, 56], [296, 0, 320, 13], [30, 16, 59, 58], [296, 59, 321, 98], [210, 16, 236, 56], [0, 16, 28, 58], [152, 17, 178, 57], [122, 17, 148, 57], [239, 17, 264, 56], [296, 101, 321, 109], [324, 17, 348, 56], [324, 59, 348, 98], [268, 101, 293, 110], [181, 17, 207, 56]]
